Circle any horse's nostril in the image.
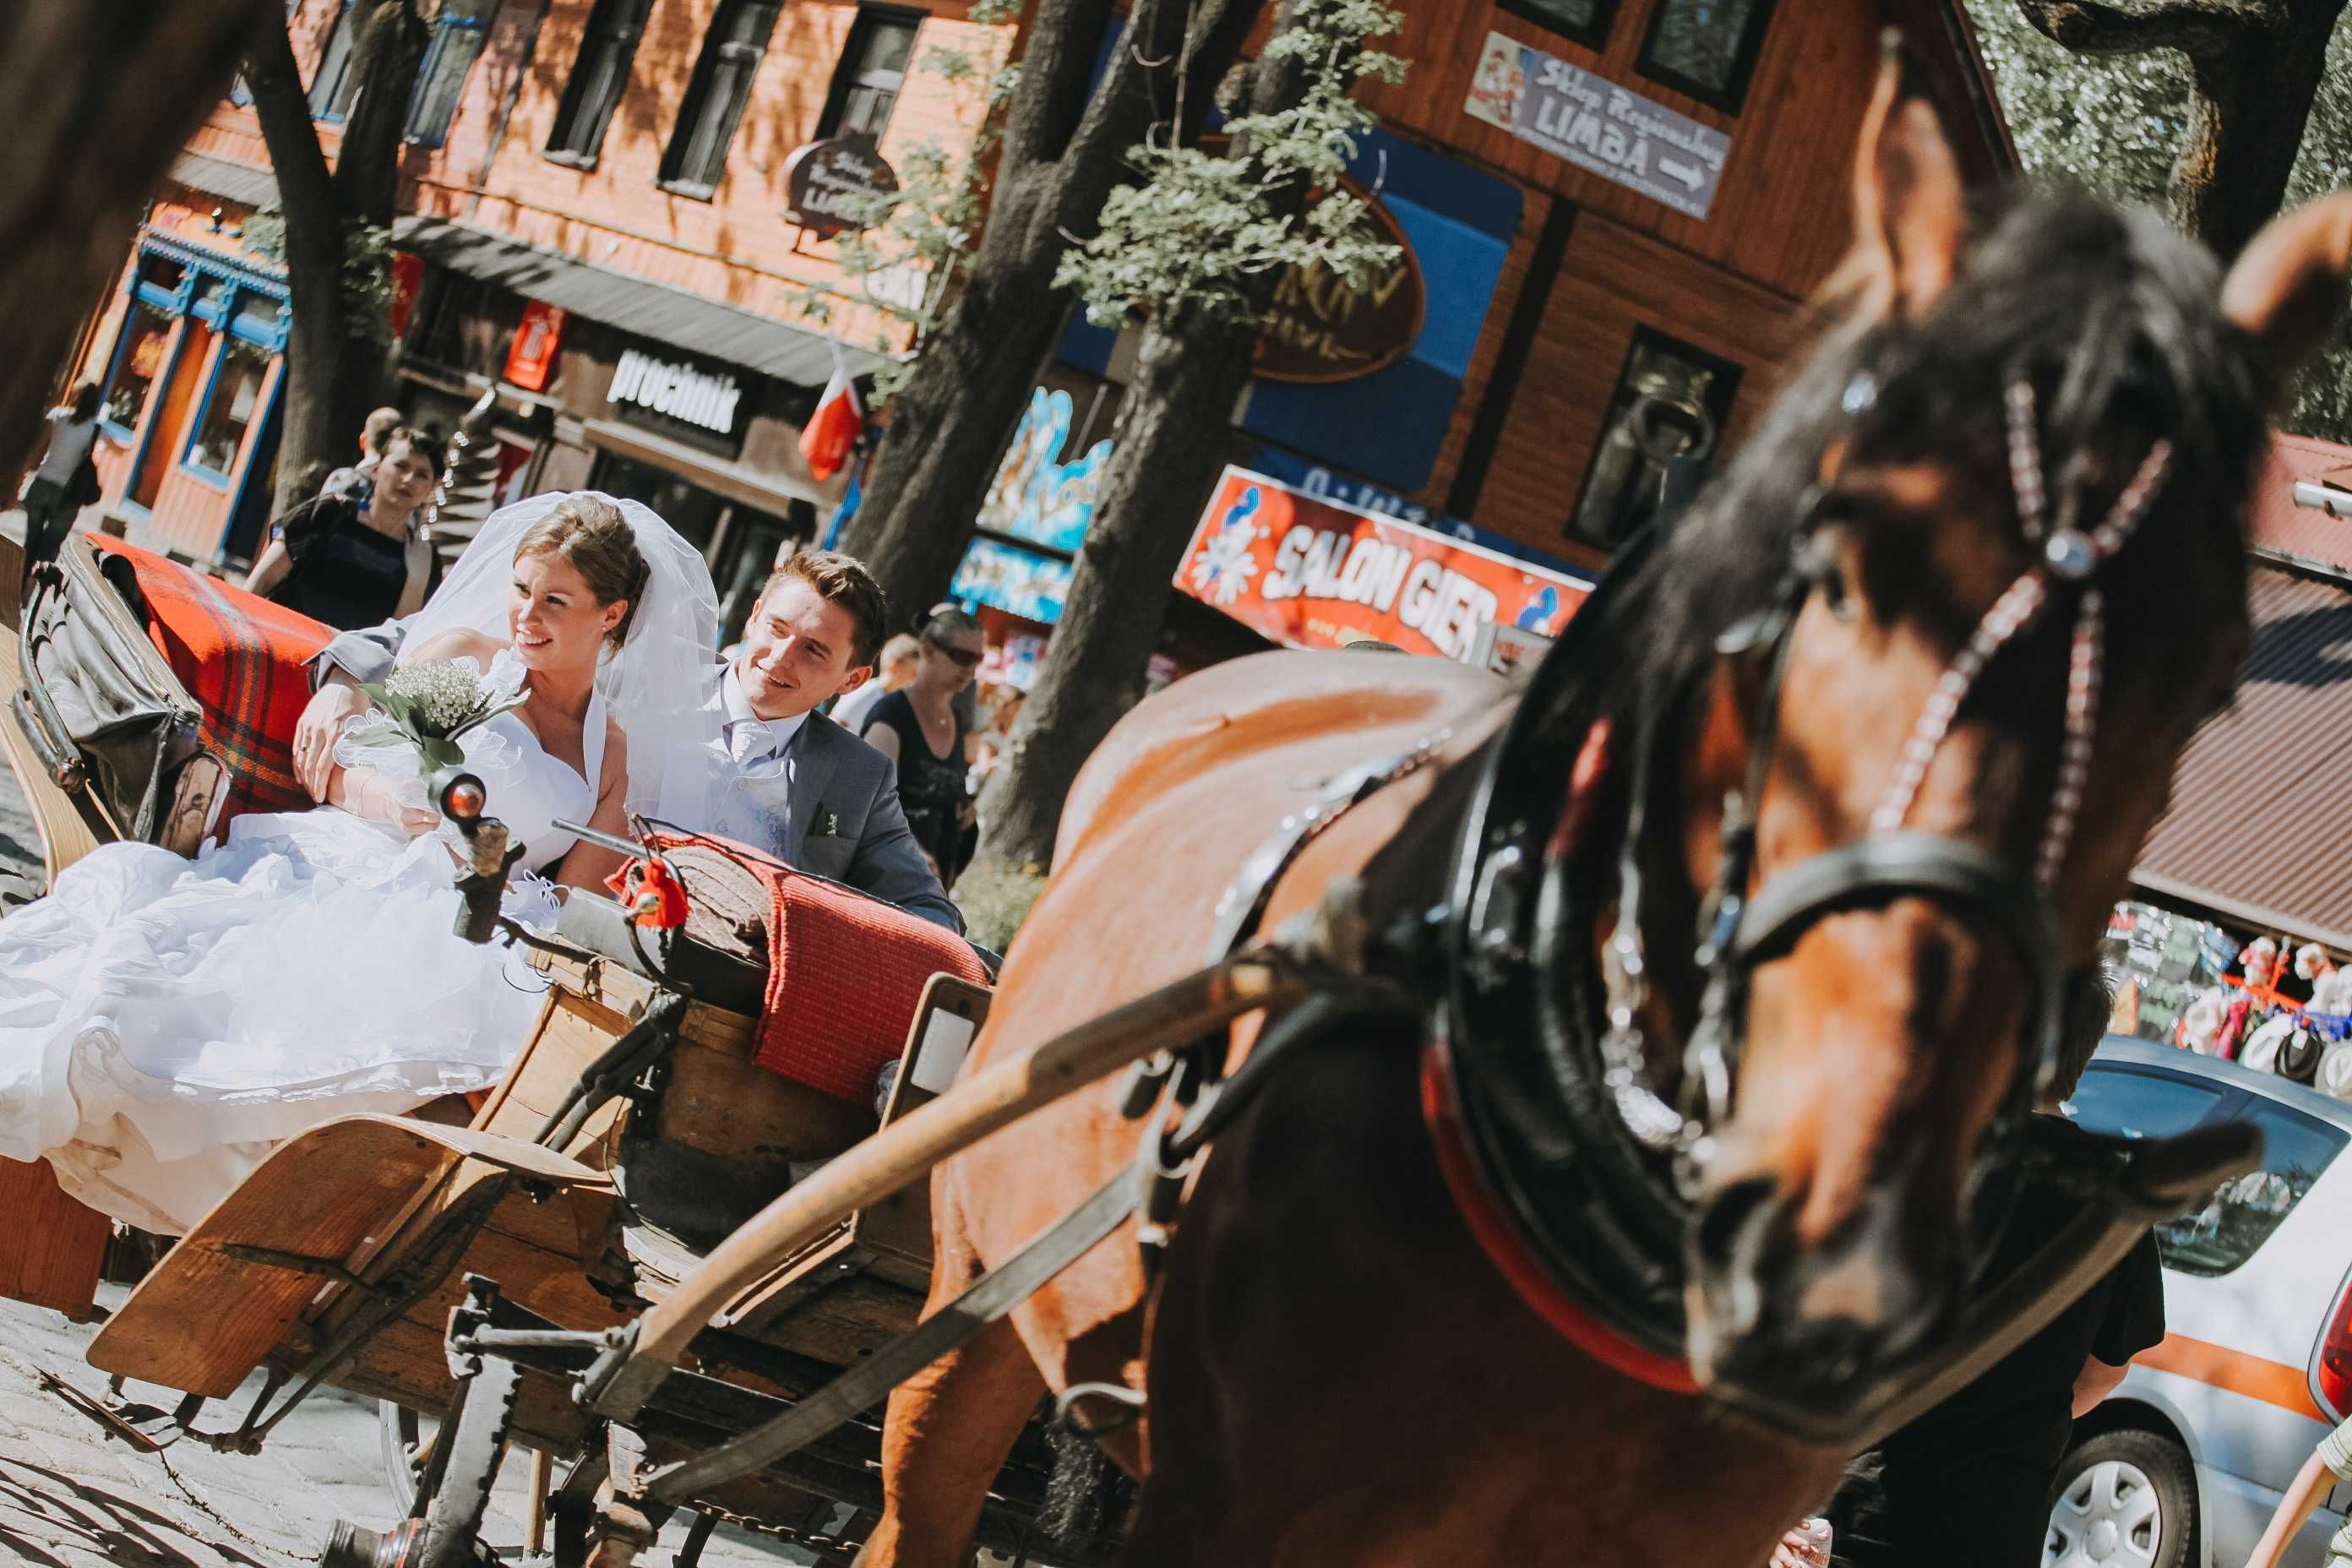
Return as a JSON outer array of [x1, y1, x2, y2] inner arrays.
[[1694, 1174, 1778, 1271]]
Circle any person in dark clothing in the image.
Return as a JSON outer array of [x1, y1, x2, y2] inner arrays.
[[19, 382, 104, 580], [860, 607, 982, 888], [244, 427, 442, 630], [1818, 973, 2165, 1568]]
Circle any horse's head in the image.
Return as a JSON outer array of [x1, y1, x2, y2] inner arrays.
[[1662, 41, 2352, 1422]]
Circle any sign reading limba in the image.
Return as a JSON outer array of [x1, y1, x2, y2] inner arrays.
[[608, 349, 743, 436]]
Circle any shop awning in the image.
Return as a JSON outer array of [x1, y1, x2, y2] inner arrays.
[[391, 216, 883, 390], [168, 151, 279, 210], [2132, 561, 2352, 949], [582, 417, 838, 516]]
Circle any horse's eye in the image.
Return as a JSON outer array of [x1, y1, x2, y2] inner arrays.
[[1795, 530, 1861, 622]]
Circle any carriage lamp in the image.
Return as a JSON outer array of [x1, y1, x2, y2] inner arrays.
[[431, 766, 525, 945]]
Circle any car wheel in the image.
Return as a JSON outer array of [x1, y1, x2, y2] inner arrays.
[[2044, 1428, 2196, 1568]]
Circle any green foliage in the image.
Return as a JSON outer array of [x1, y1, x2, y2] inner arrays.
[[1052, 0, 1409, 329], [1967, 1, 2352, 441], [239, 205, 400, 347], [953, 859, 1049, 953]]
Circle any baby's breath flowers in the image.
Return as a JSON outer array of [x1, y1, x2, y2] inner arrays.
[[349, 657, 528, 774]]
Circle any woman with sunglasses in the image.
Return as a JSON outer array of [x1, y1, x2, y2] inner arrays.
[[860, 607, 985, 887]]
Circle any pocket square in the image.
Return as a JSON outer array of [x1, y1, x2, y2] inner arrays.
[[811, 804, 841, 838]]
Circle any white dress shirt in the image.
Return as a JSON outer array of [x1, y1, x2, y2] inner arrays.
[[720, 665, 808, 776]]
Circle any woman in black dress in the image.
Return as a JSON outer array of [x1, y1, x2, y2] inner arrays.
[[244, 427, 442, 629], [859, 607, 983, 886]]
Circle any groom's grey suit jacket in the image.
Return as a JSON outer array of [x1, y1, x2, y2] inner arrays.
[[315, 626, 962, 932]]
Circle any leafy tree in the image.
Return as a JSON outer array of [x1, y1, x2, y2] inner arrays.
[[835, 0, 1274, 628], [242, 0, 427, 512], [0, 2, 261, 503], [968, 0, 1406, 877], [1978, 0, 2352, 438]]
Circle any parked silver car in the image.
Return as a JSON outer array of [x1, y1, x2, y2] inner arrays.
[[2049, 1037, 2352, 1568]]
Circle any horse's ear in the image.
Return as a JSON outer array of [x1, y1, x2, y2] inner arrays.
[[2221, 191, 2352, 377], [1841, 30, 1966, 324]]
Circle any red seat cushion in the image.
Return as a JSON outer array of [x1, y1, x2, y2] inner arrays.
[[640, 831, 991, 1104], [91, 536, 331, 831]]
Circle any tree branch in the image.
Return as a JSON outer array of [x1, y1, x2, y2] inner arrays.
[[2015, 0, 2268, 55], [331, 0, 428, 227], [1045, 0, 1271, 238], [999, 0, 1120, 178], [243, 8, 337, 248]]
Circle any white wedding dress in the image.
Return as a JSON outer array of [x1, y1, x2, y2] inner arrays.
[[0, 651, 603, 1236]]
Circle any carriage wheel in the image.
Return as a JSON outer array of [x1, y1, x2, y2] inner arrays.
[[413, 1355, 521, 1568], [379, 1400, 436, 1516]]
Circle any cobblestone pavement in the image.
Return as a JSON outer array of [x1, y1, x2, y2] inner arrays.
[[0, 1292, 814, 1566]]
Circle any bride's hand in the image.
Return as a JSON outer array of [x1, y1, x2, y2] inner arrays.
[[295, 678, 372, 801], [339, 767, 438, 836]]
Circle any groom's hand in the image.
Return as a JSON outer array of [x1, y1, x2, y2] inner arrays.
[[294, 677, 367, 800]]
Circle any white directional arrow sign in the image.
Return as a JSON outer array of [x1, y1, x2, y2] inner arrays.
[[1657, 156, 1705, 191]]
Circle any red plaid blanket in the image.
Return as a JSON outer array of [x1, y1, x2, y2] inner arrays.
[[91, 537, 330, 830], [641, 831, 991, 1103]]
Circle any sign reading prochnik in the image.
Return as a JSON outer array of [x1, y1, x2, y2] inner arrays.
[[1465, 31, 1730, 221], [607, 349, 743, 437]]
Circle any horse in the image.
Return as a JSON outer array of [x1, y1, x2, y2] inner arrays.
[[857, 46, 2352, 1568]]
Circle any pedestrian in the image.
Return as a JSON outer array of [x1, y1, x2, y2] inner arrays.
[[829, 631, 920, 733], [859, 607, 983, 889], [243, 426, 442, 630], [18, 381, 104, 580], [1806, 972, 2164, 1568], [318, 406, 406, 503], [2243, 1418, 2352, 1566]]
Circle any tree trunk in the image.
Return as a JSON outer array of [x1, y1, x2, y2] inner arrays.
[[969, 13, 1318, 873], [839, 0, 1273, 627], [2017, 0, 2352, 259], [248, 0, 426, 512], [969, 308, 1255, 870], [0, 1, 265, 489], [2172, 4, 2344, 257]]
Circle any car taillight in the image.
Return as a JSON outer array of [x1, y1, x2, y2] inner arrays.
[[2318, 1272, 2352, 1419]]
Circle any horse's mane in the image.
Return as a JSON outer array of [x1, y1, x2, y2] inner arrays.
[[1595, 188, 2272, 717]]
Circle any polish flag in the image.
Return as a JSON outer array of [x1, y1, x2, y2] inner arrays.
[[799, 355, 865, 482]]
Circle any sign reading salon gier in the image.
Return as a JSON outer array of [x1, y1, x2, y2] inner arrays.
[[1465, 31, 1729, 220], [1174, 466, 1591, 664]]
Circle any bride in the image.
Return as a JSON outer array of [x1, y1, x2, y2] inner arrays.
[[0, 493, 717, 1235]]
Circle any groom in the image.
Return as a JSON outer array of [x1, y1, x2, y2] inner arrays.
[[296, 549, 961, 932]]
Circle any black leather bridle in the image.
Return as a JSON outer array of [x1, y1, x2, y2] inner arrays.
[[1436, 373, 2239, 1442]]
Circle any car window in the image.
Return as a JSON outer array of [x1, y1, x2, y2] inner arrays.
[[2066, 1065, 2225, 1141], [2154, 1101, 2348, 1278]]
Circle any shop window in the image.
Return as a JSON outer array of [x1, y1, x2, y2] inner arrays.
[[661, 0, 782, 198], [1565, 327, 1740, 551], [309, 1, 362, 121], [1638, 0, 1776, 114], [136, 253, 187, 297], [815, 9, 922, 142], [406, 0, 499, 146], [1496, 0, 1618, 52], [186, 338, 272, 480], [231, 290, 287, 343], [105, 302, 177, 433], [546, 0, 654, 166]]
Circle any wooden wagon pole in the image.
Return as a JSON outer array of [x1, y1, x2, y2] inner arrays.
[[597, 950, 1315, 1414]]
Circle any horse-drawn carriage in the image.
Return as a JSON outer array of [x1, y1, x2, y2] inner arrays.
[[0, 529, 1124, 1565], [10, 46, 2350, 1565]]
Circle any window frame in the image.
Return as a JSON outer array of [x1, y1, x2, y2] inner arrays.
[[101, 295, 187, 445], [1564, 323, 1742, 552], [177, 279, 291, 486], [309, 0, 362, 122], [813, 6, 926, 143], [1635, 0, 1778, 117], [658, 0, 784, 201], [1492, 0, 1620, 55], [405, 0, 499, 147], [543, 0, 656, 168]]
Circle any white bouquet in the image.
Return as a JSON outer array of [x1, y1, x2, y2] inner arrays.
[[346, 657, 528, 776]]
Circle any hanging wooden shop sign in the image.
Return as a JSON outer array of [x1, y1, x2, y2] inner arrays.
[[782, 135, 901, 240]]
